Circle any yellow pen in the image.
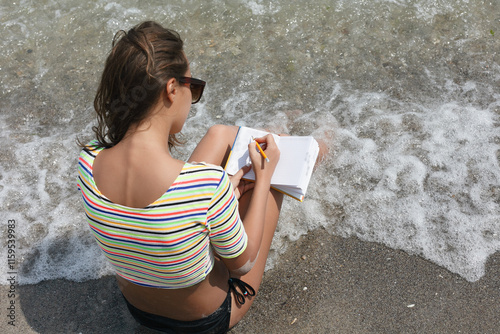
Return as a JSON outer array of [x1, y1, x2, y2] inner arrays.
[[252, 136, 270, 162]]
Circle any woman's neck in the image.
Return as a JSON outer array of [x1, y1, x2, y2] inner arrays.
[[122, 103, 175, 154]]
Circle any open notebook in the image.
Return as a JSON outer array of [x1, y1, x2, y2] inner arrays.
[[225, 127, 319, 201]]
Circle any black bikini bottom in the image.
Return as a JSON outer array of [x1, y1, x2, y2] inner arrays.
[[123, 278, 255, 334]]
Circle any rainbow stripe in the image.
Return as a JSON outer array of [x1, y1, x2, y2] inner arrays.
[[77, 142, 247, 288]]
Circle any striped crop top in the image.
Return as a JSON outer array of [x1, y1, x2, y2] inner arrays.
[[77, 141, 248, 289]]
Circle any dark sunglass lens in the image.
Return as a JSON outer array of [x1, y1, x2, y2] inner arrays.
[[190, 85, 201, 103], [179, 77, 204, 104]]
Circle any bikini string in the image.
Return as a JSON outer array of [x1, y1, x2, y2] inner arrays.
[[228, 278, 255, 305]]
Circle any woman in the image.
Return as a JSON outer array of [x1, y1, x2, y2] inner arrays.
[[77, 21, 283, 333]]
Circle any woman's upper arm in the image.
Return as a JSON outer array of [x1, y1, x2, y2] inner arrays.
[[207, 169, 253, 272]]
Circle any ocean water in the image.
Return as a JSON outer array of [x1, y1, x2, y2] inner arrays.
[[1, 0, 499, 284]]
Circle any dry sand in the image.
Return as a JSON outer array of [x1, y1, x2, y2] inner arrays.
[[2, 228, 498, 333]]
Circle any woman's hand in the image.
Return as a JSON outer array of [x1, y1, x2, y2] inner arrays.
[[230, 134, 280, 199], [229, 164, 254, 199], [248, 134, 280, 183]]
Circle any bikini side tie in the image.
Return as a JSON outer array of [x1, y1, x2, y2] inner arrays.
[[228, 278, 256, 305]]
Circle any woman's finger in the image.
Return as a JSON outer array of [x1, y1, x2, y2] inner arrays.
[[229, 164, 252, 198]]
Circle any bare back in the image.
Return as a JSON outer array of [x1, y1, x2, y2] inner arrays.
[[92, 141, 184, 208]]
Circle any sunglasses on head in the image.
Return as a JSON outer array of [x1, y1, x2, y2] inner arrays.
[[179, 77, 206, 104]]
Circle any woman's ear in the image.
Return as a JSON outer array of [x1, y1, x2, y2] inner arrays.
[[165, 77, 177, 104]]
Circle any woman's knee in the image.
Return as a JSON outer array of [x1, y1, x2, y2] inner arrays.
[[205, 124, 238, 142], [190, 125, 239, 165]]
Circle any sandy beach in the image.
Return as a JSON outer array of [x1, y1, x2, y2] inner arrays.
[[2, 228, 498, 334]]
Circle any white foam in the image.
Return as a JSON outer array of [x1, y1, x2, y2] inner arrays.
[[311, 87, 500, 281], [243, 0, 281, 16]]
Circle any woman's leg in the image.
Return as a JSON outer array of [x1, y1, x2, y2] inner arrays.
[[190, 125, 283, 327], [228, 187, 283, 328]]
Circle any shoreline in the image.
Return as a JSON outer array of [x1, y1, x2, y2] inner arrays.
[[1, 228, 498, 333]]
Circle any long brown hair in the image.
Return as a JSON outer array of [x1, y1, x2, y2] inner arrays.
[[86, 21, 188, 149]]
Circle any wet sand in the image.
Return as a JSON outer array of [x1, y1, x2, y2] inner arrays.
[[2, 228, 498, 333]]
